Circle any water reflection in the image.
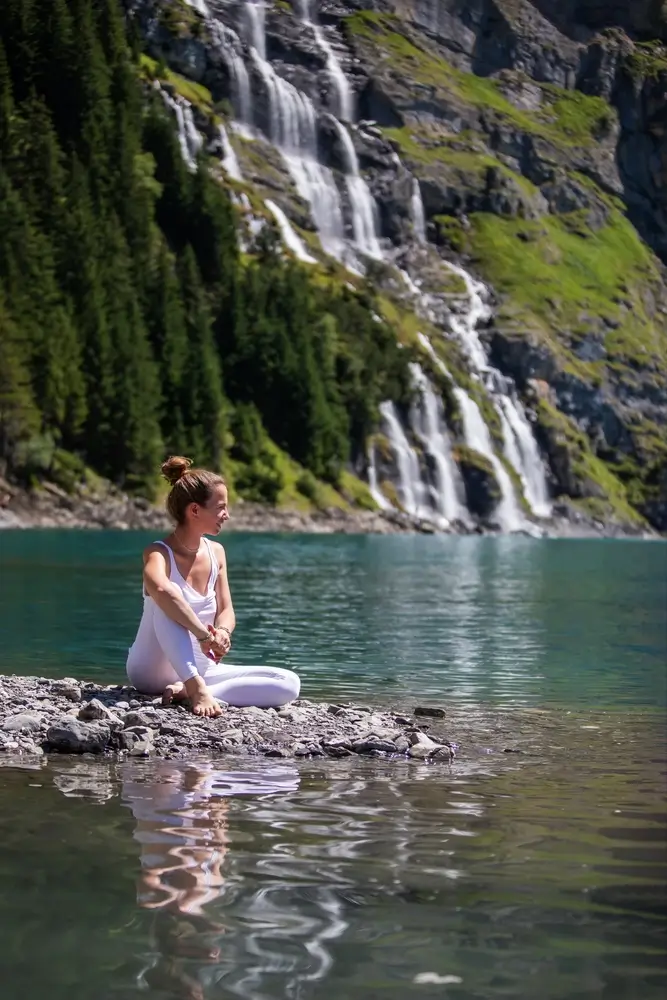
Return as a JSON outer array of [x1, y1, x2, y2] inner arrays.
[[13, 706, 664, 1000], [121, 762, 302, 998]]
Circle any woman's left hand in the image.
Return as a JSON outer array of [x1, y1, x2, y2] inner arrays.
[[207, 625, 231, 659]]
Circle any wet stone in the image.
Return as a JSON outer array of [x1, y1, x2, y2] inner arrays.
[[414, 706, 447, 719]]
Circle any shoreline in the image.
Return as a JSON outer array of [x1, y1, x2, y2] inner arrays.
[[0, 674, 455, 764], [0, 477, 658, 539]]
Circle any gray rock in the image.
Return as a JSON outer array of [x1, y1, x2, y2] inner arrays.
[[128, 740, 154, 757], [352, 737, 398, 754], [123, 709, 161, 729], [50, 679, 82, 703], [394, 736, 411, 753], [2, 712, 45, 733], [218, 728, 244, 745], [46, 719, 111, 754], [414, 706, 447, 719], [78, 699, 123, 726]]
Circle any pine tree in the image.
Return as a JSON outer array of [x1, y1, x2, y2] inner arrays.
[[0, 169, 86, 443], [146, 241, 189, 454], [0, 292, 40, 465], [189, 165, 238, 288], [0, 40, 13, 164], [101, 213, 163, 488], [60, 157, 115, 455], [178, 247, 227, 469]]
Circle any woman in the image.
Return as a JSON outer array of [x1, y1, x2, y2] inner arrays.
[[126, 456, 300, 717]]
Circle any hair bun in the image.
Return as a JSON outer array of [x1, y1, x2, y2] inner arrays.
[[161, 455, 193, 486]]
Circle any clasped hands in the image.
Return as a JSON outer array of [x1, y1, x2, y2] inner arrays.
[[199, 624, 231, 661]]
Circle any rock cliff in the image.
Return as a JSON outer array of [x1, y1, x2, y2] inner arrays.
[[125, 0, 667, 533]]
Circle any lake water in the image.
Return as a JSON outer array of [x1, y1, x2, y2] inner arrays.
[[0, 532, 665, 999]]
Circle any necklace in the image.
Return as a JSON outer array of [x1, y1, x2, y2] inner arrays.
[[174, 530, 200, 554]]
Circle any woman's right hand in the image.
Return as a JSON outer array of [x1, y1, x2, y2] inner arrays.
[[198, 627, 229, 661]]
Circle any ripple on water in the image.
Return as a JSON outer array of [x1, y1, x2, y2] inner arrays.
[[0, 706, 664, 1000]]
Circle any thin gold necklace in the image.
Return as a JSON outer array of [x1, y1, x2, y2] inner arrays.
[[174, 530, 200, 554]]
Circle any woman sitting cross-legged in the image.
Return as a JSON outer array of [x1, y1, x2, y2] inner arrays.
[[126, 455, 300, 718]]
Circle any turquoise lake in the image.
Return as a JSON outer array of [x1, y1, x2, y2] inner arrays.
[[0, 531, 665, 999]]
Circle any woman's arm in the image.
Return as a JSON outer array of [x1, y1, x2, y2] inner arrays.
[[143, 546, 210, 642]]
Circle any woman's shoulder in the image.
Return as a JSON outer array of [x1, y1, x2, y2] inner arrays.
[[142, 540, 171, 563], [207, 539, 227, 565]]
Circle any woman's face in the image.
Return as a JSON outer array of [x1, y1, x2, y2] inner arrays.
[[188, 483, 229, 535]]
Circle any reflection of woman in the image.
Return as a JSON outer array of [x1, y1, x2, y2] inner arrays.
[[121, 761, 301, 999], [125, 456, 300, 718]]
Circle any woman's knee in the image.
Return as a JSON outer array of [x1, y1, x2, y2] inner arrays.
[[273, 668, 300, 705]]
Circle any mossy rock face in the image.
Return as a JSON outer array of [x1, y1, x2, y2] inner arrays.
[[453, 445, 501, 520]]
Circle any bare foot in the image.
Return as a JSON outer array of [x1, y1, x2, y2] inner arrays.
[[191, 691, 223, 718], [162, 682, 186, 706]]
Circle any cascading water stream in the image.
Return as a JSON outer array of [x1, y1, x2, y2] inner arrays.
[[299, 0, 353, 121], [238, 1, 350, 263], [158, 88, 201, 172], [444, 260, 551, 519], [411, 178, 427, 244], [378, 403, 432, 520], [453, 389, 524, 532], [409, 364, 468, 525], [331, 119, 382, 259], [219, 124, 242, 181], [265, 199, 317, 263]]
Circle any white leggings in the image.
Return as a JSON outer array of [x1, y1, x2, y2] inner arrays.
[[126, 604, 300, 709]]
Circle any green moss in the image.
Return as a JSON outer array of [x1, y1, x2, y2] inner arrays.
[[538, 86, 615, 144], [140, 54, 213, 110], [466, 208, 667, 375], [346, 12, 614, 149], [158, 0, 201, 38], [338, 469, 379, 511], [536, 399, 644, 524], [626, 41, 667, 80], [453, 444, 495, 477], [433, 215, 466, 253]]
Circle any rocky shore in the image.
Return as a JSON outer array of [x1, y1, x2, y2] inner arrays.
[[0, 674, 456, 764], [0, 477, 656, 538]]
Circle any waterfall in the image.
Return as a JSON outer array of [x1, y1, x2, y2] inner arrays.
[[177, 1, 543, 532], [244, 0, 266, 59], [453, 389, 524, 532], [158, 89, 202, 172], [444, 260, 551, 518], [497, 397, 552, 517], [300, 1, 354, 121], [367, 444, 392, 511], [230, 5, 349, 265], [378, 402, 431, 519], [332, 120, 382, 259], [409, 364, 468, 525], [183, 0, 209, 15], [219, 124, 242, 180], [265, 199, 317, 263], [210, 20, 253, 127], [411, 178, 427, 244]]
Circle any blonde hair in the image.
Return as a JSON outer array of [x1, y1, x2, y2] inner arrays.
[[161, 456, 226, 525]]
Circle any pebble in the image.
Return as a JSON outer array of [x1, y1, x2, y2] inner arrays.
[[0, 673, 458, 764]]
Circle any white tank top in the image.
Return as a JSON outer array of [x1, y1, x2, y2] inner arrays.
[[149, 537, 218, 621]]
